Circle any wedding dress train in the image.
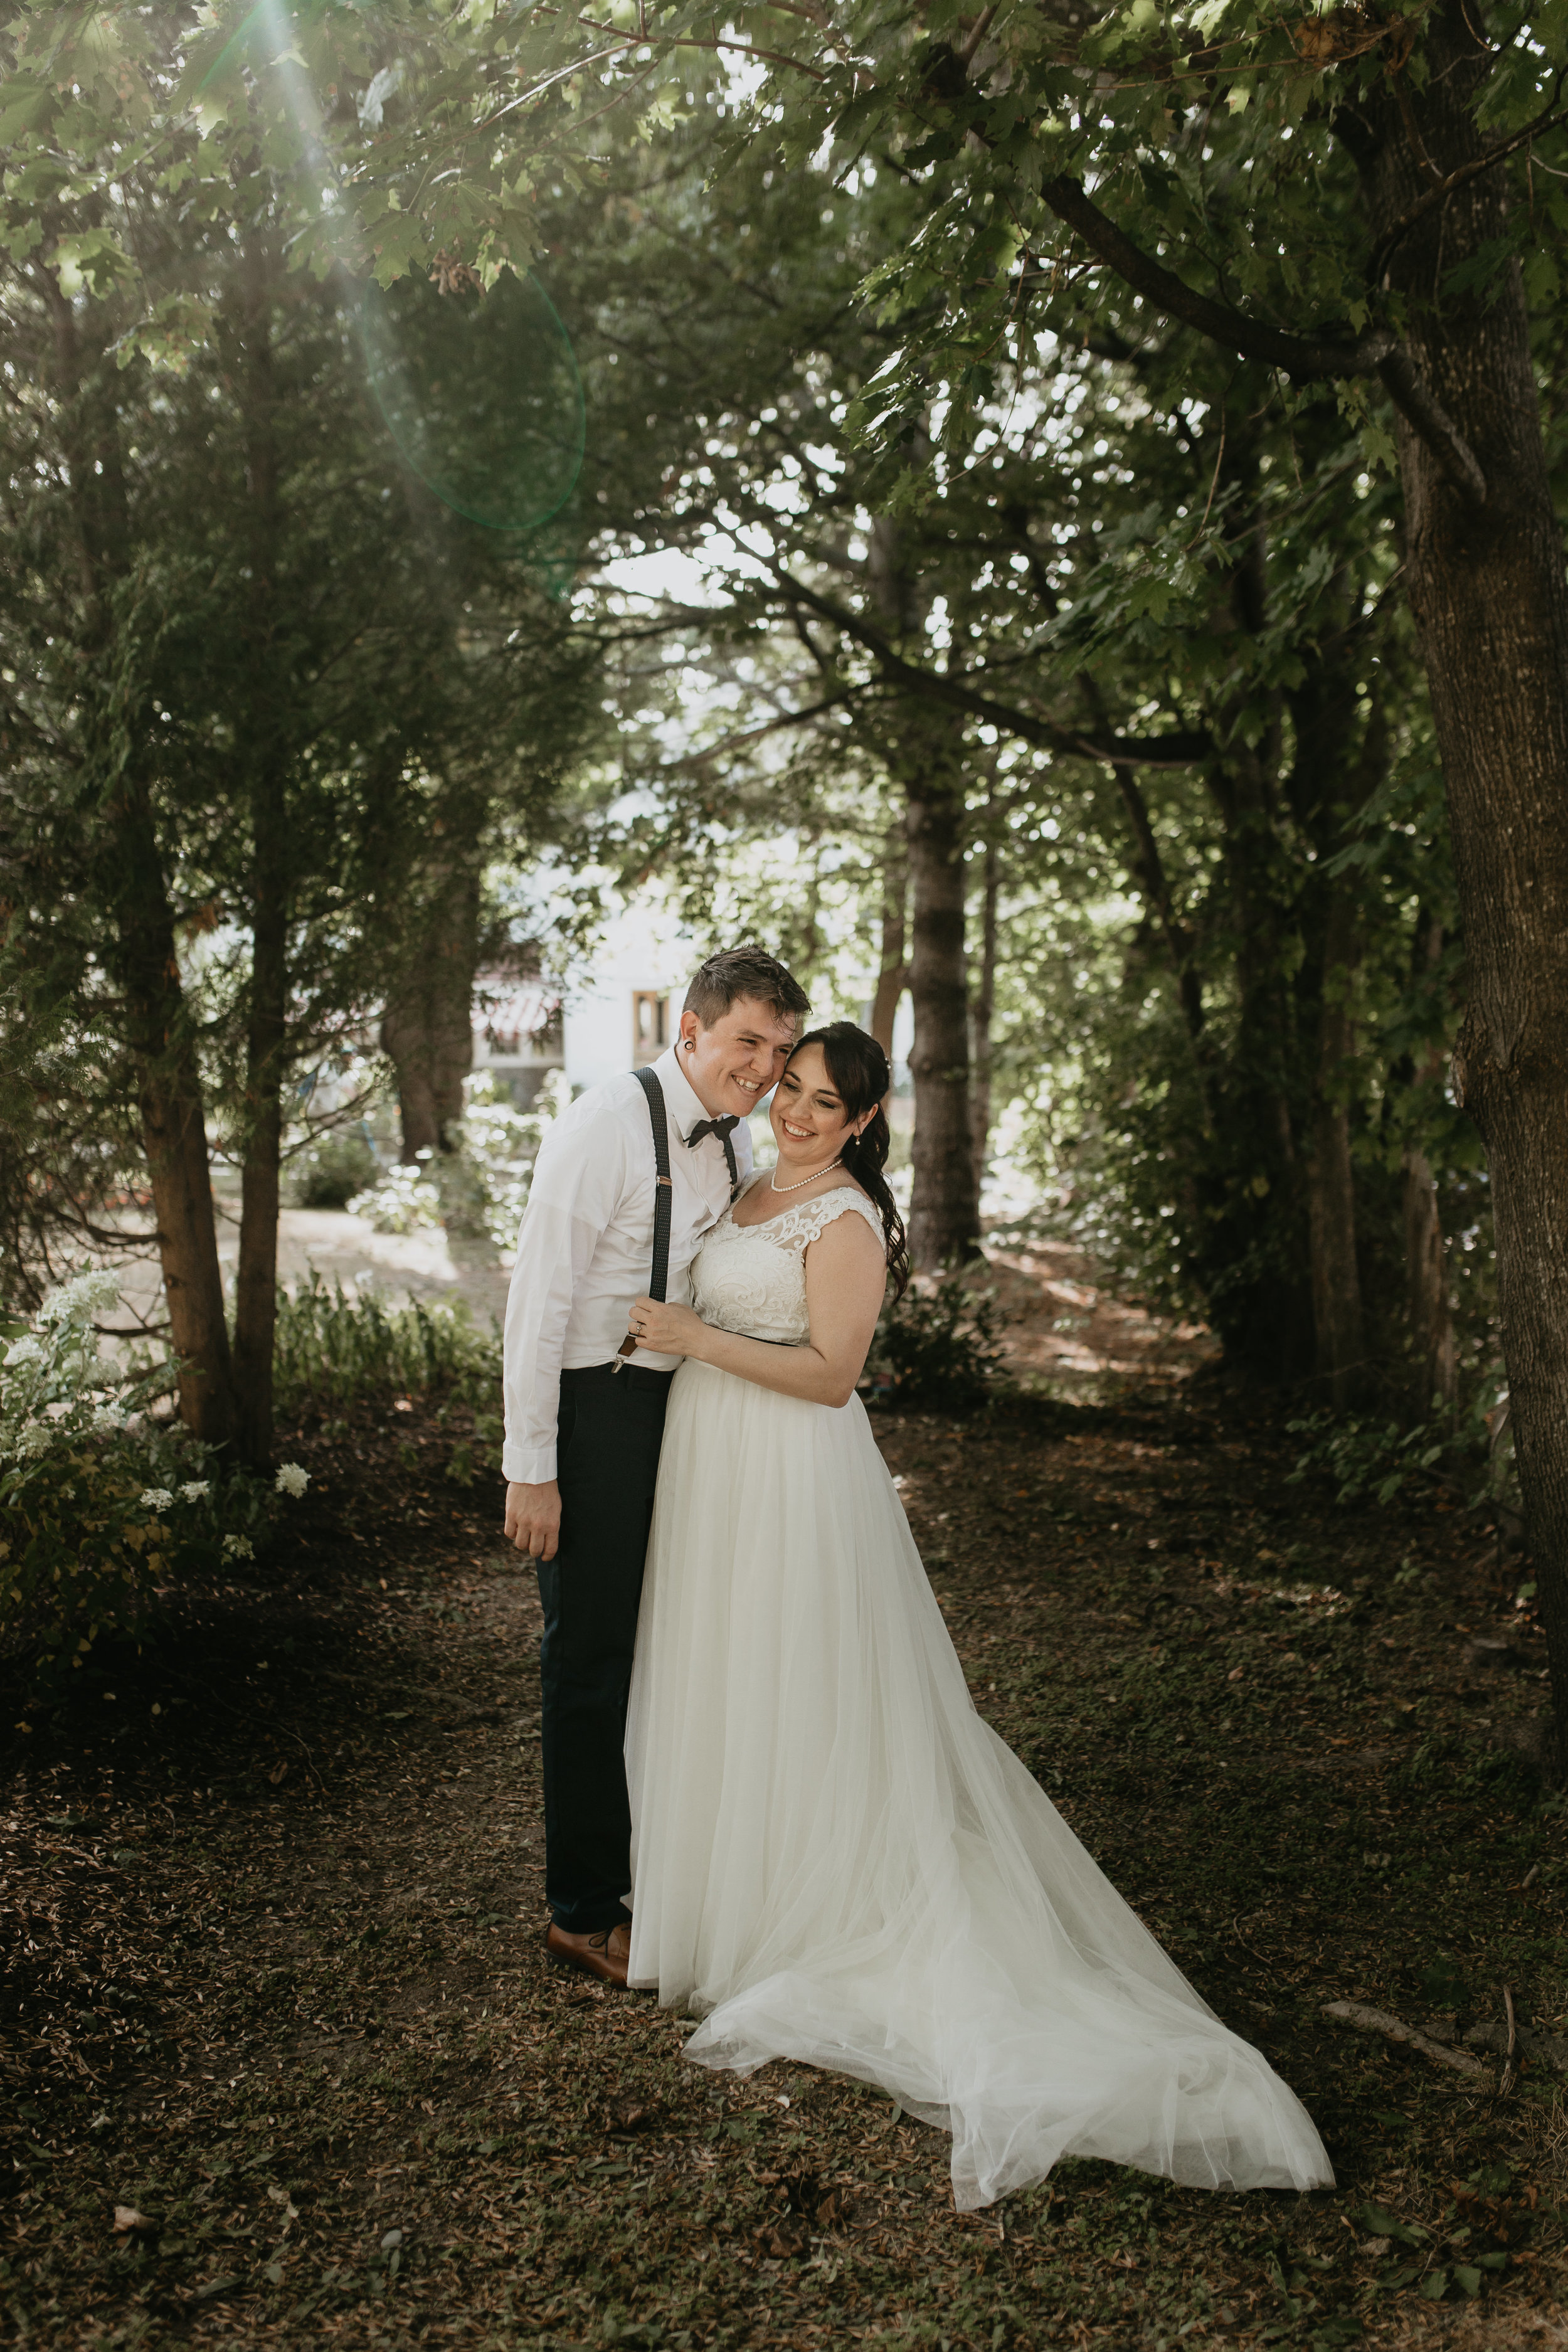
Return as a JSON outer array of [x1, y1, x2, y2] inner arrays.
[[625, 1182, 1332, 2210]]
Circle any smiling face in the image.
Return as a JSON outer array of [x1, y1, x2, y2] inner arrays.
[[679, 994, 799, 1120], [770, 1043, 867, 1173]]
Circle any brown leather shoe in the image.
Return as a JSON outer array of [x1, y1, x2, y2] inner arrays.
[[545, 1919, 631, 1987]]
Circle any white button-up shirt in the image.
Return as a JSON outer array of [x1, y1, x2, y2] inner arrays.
[[501, 1044, 753, 1484]]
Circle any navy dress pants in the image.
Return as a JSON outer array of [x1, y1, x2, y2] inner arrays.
[[536, 1360, 675, 1934]]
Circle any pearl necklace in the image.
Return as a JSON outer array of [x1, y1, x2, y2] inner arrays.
[[770, 1155, 842, 1195]]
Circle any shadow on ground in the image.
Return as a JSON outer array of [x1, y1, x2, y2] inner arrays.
[[2, 1376, 1565, 2348]]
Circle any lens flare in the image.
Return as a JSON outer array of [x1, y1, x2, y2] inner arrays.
[[358, 270, 585, 534], [196, 5, 588, 541]]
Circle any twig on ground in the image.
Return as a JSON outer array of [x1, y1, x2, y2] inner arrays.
[[1502, 1983, 1518, 2098], [1321, 1999, 1495, 2080]]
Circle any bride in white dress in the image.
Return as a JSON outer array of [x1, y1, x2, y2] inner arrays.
[[622, 1022, 1332, 2211]]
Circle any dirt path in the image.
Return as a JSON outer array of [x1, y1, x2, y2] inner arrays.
[[3, 1380, 1565, 2349]]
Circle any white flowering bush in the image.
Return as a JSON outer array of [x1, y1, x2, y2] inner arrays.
[[0, 1271, 291, 1692], [347, 1071, 566, 1251], [346, 1158, 442, 1235]]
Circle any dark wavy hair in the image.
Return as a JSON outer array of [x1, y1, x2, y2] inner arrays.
[[786, 1022, 909, 1300]]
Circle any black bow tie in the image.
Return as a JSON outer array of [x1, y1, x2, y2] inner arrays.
[[686, 1114, 741, 1198]]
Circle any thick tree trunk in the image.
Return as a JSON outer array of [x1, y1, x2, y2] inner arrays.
[[1304, 889, 1365, 1406], [381, 861, 480, 1160], [115, 795, 236, 1449], [864, 507, 978, 1266], [970, 835, 999, 1202], [869, 824, 908, 1067], [136, 1054, 236, 1449], [1350, 4, 1568, 1754], [906, 776, 980, 1270]]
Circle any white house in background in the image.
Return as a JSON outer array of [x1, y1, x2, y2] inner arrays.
[[471, 899, 695, 1104], [471, 895, 916, 1110]]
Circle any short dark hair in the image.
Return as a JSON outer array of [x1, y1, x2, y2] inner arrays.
[[684, 947, 810, 1030]]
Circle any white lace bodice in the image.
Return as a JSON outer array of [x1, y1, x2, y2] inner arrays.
[[692, 1177, 886, 1343]]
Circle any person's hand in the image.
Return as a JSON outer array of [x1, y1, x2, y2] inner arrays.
[[505, 1479, 562, 1561], [628, 1295, 706, 1357]]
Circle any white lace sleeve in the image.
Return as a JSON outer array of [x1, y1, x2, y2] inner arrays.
[[788, 1188, 887, 1256]]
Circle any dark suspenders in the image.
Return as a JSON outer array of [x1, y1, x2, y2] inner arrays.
[[612, 1066, 672, 1370]]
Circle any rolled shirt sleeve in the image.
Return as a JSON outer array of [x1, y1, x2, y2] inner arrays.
[[501, 1110, 629, 1485]]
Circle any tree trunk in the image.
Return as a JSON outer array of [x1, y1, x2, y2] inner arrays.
[[1304, 888, 1365, 1406], [135, 1052, 236, 1449], [869, 822, 908, 1068], [970, 835, 999, 1203], [230, 239, 288, 1469], [906, 775, 980, 1270], [864, 506, 978, 1266], [114, 790, 237, 1449], [1402, 1147, 1456, 1414], [380, 859, 480, 1160], [1402, 916, 1458, 1415], [1343, 4, 1568, 1754]]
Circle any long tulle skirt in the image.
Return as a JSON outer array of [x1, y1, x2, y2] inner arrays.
[[625, 1359, 1333, 2210]]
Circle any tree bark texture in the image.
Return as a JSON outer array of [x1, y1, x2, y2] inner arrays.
[[970, 835, 999, 1202], [1304, 888, 1365, 1406], [1345, 3, 1568, 1752], [113, 787, 237, 1449], [866, 507, 979, 1268], [1402, 1148, 1457, 1412], [381, 860, 482, 1160], [906, 777, 980, 1270], [230, 241, 288, 1470], [869, 824, 908, 1069]]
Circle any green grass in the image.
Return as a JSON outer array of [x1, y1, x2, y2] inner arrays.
[[272, 1273, 501, 1417]]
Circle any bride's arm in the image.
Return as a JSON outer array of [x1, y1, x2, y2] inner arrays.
[[629, 1212, 886, 1407]]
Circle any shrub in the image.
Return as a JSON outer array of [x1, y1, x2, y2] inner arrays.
[[273, 1271, 501, 1406], [864, 1274, 1007, 1414], [1286, 1374, 1508, 1513], [287, 1127, 378, 1210], [0, 1272, 289, 1694], [272, 1274, 504, 1483], [346, 1158, 443, 1234], [346, 1071, 566, 1249]]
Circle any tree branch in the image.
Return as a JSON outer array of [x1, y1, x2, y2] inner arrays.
[[1366, 101, 1568, 287], [1039, 175, 1488, 506], [1078, 675, 1207, 1050], [654, 694, 850, 775], [1377, 349, 1488, 504], [1039, 176, 1392, 379], [770, 567, 1214, 767]]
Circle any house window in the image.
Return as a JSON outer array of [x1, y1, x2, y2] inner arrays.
[[633, 990, 669, 1060]]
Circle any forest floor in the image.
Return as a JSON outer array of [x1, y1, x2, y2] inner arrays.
[[3, 1359, 1567, 2352]]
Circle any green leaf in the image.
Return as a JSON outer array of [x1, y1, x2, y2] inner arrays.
[[1355, 2204, 1426, 2247]]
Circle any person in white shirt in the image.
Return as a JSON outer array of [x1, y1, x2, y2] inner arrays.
[[502, 947, 810, 1985]]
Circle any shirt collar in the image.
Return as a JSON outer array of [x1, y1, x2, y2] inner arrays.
[[651, 1044, 723, 1146]]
